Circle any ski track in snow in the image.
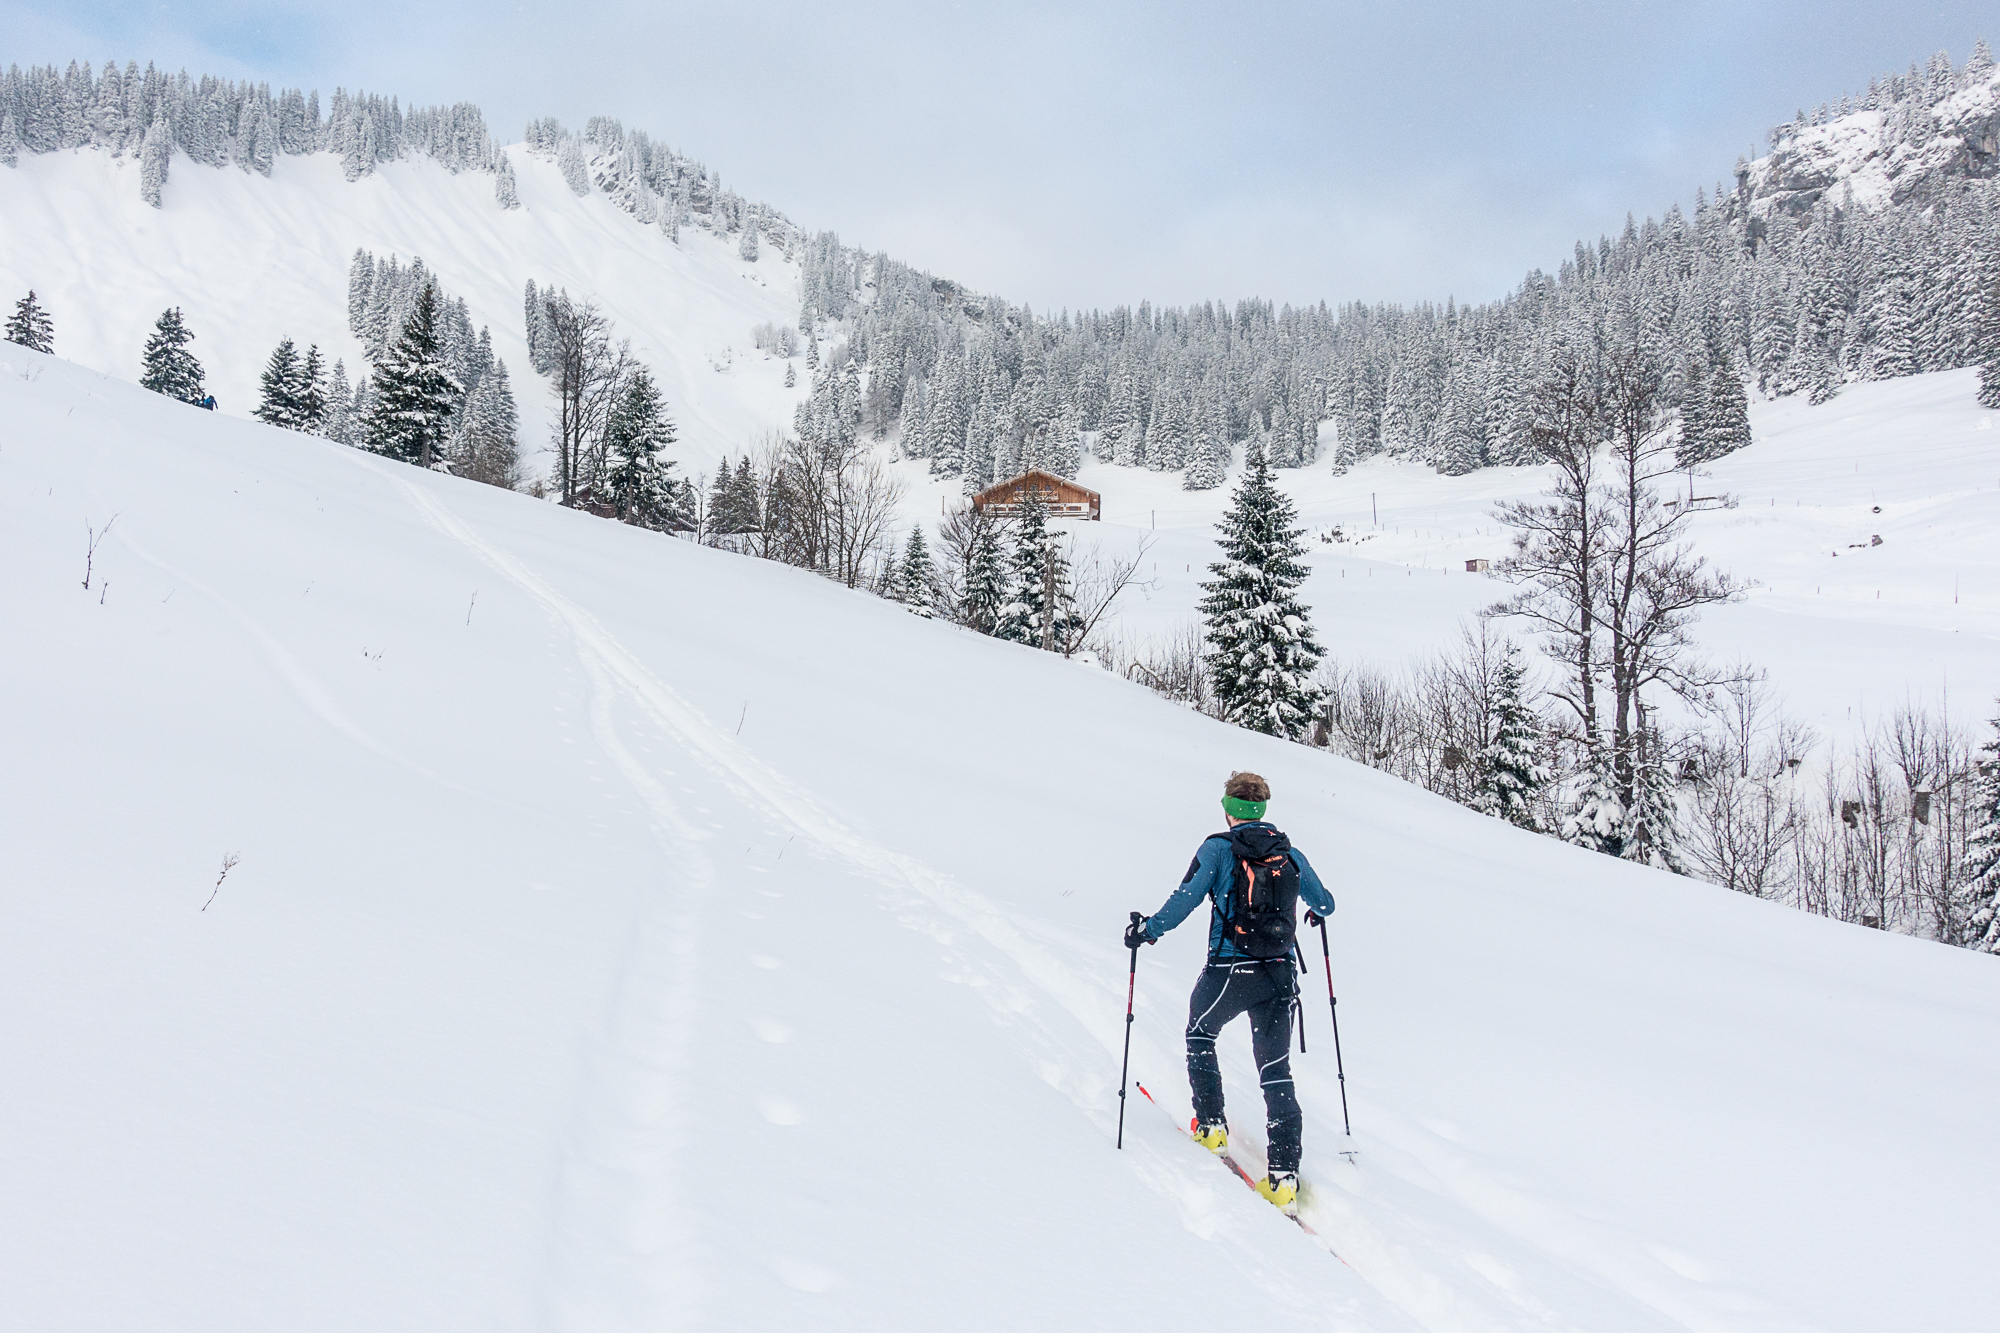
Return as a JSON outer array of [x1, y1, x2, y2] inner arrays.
[[383, 463, 712, 1331]]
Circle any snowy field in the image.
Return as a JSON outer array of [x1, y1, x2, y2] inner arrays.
[[952, 367, 2000, 745], [6, 348, 2000, 1331], [7, 148, 1996, 754]]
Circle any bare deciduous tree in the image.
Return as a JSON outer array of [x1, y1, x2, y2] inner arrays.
[[543, 292, 631, 506], [1490, 338, 1609, 743]]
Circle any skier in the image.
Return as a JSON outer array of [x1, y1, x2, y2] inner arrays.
[[1125, 771, 1333, 1213]]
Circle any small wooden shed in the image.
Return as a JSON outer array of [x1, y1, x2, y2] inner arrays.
[[1464, 558, 1491, 573], [972, 470, 1101, 521]]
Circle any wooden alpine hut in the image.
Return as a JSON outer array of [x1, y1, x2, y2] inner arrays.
[[971, 470, 1101, 521]]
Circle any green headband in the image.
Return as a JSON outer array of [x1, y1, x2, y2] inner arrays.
[[1222, 795, 1267, 821]]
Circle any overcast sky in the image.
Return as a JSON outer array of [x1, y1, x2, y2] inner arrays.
[[6, 2, 1991, 311]]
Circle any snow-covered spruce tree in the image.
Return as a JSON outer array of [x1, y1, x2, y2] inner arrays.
[[451, 362, 520, 489], [1956, 706, 2000, 952], [1803, 339, 1842, 406], [0, 110, 19, 168], [1182, 425, 1225, 490], [739, 211, 760, 262], [4, 290, 54, 353], [705, 461, 740, 538], [1674, 357, 1710, 467], [895, 525, 937, 617], [1980, 266, 2000, 410], [994, 494, 1080, 651], [494, 154, 519, 209], [298, 345, 328, 433], [557, 136, 590, 196], [139, 111, 170, 208], [1617, 732, 1686, 873], [255, 337, 305, 428], [602, 366, 683, 526], [323, 360, 355, 442], [1472, 641, 1549, 830], [960, 522, 1009, 636], [1562, 756, 1625, 856], [1198, 445, 1326, 737], [365, 283, 460, 468], [729, 458, 763, 535], [140, 308, 204, 403], [1701, 360, 1752, 459]]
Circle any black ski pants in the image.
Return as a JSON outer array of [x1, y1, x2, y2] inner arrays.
[[1185, 957, 1303, 1174]]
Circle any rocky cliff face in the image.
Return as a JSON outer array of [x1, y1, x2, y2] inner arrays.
[[1741, 54, 2000, 218]]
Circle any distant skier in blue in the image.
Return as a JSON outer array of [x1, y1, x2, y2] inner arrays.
[[1126, 771, 1333, 1212]]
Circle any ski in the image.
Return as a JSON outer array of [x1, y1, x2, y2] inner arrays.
[[1135, 1081, 1347, 1264]]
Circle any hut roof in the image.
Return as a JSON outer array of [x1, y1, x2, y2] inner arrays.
[[972, 471, 1100, 505]]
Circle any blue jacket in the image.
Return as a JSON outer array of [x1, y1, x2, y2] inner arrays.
[[1145, 821, 1334, 959]]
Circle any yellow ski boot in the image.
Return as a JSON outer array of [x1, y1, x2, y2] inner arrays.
[[1191, 1118, 1228, 1153], [1255, 1171, 1300, 1215]]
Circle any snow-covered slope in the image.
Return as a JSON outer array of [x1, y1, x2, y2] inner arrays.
[[6, 349, 1999, 1331], [0, 144, 804, 478], [6, 147, 1997, 746]]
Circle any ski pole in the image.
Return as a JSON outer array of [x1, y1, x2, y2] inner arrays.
[[1117, 912, 1141, 1149], [1293, 942, 1307, 1054], [1318, 917, 1352, 1138]]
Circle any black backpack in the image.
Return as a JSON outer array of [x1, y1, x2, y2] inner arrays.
[[1216, 826, 1300, 960]]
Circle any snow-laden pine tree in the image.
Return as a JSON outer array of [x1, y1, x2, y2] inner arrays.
[[1562, 757, 1625, 856], [1473, 642, 1549, 829], [1198, 445, 1326, 737], [1955, 707, 2000, 952], [4, 290, 54, 352], [557, 136, 590, 195], [1182, 424, 1225, 490], [139, 111, 170, 208], [960, 523, 1009, 635], [1803, 339, 1842, 405], [494, 154, 519, 209], [602, 366, 682, 526], [451, 362, 520, 489], [1436, 379, 1483, 475], [1702, 361, 1752, 459], [365, 283, 460, 468], [895, 526, 937, 618], [298, 345, 328, 433], [1979, 265, 2000, 410], [1674, 358, 1711, 467], [706, 461, 740, 537], [728, 458, 762, 535], [323, 360, 355, 442], [994, 495, 1080, 651], [140, 308, 204, 403], [255, 337, 305, 428], [1617, 735, 1685, 873]]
